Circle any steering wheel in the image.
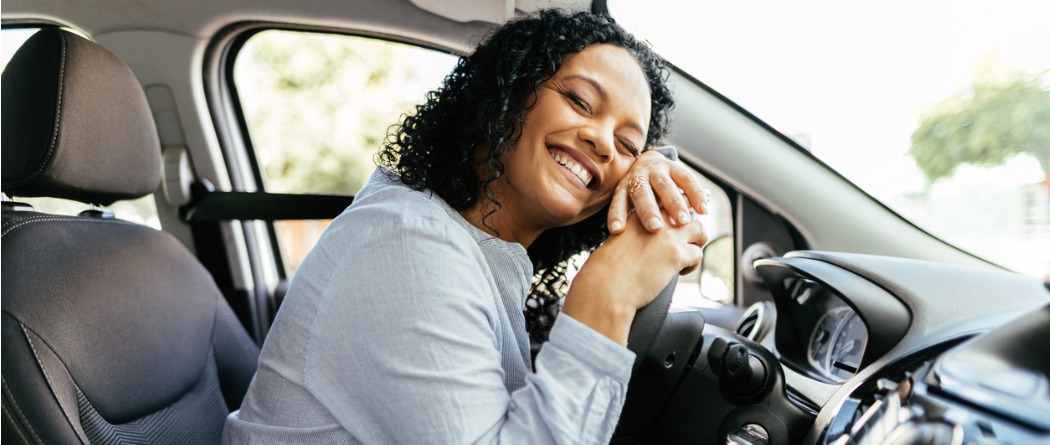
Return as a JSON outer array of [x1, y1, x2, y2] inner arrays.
[[613, 276, 692, 442], [626, 276, 677, 371]]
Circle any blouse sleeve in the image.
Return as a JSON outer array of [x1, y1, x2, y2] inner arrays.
[[290, 215, 634, 444], [653, 144, 679, 161]]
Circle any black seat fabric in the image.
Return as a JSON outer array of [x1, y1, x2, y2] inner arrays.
[[1, 28, 259, 444]]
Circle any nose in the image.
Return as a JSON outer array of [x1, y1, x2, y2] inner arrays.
[[578, 119, 615, 162]]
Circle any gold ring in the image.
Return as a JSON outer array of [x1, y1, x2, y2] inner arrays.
[[628, 175, 651, 195]]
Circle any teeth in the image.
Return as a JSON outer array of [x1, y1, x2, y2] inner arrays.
[[551, 151, 592, 186]]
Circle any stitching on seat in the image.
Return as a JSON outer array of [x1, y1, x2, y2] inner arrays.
[[2, 405, 34, 444], [2, 378, 44, 444], [1, 215, 135, 237], [20, 323, 88, 444], [2, 31, 68, 188]]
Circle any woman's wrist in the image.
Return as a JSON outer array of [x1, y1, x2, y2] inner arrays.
[[562, 285, 638, 347]]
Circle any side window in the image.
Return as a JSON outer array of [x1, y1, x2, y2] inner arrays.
[[232, 30, 458, 275], [2, 27, 160, 229]]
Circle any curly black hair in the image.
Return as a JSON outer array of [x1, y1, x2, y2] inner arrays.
[[377, 9, 674, 344]]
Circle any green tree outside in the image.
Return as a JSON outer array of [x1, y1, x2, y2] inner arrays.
[[909, 73, 1050, 185], [235, 30, 453, 195], [233, 31, 457, 275]]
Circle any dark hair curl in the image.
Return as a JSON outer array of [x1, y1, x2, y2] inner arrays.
[[377, 9, 674, 344]]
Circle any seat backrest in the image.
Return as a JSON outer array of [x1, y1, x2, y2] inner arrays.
[[1, 28, 259, 445]]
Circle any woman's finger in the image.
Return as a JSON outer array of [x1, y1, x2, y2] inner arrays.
[[684, 217, 709, 248], [672, 218, 706, 275], [607, 182, 630, 234], [669, 165, 707, 214], [678, 243, 704, 276], [625, 175, 664, 231], [650, 171, 692, 226]]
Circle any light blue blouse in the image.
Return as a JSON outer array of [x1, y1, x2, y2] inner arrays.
[[223, 168, 635, 444]]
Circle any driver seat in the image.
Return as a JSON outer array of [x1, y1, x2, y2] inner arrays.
[[1, 28, 259, 444]]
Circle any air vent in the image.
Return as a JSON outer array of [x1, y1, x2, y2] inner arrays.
[[737, 302, 775, 341], [737, 311, 759, 338]]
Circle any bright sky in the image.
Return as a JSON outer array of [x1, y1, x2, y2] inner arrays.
[[610, 0, 1049, 192], [609, 0, 1050, 276]]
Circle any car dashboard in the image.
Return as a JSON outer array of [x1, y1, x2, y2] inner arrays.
[[757, 251, 1050, 445], [631, 250, 1049, 445]]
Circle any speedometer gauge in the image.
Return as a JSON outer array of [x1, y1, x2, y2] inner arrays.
[[808, 307, 868, 382], [830, 311, 867, 379]]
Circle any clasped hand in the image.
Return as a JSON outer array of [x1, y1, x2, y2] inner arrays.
[[607, 149, 710, 234], [562, 148, 710, 346]]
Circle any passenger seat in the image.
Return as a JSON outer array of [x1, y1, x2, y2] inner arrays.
[[1, 28, 259, 444]]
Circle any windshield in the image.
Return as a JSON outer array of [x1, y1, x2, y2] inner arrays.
[[609, 0, 1050, 277]]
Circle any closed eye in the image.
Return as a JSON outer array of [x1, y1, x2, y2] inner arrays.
[[617, 136, 640, 157], [564, 90, 592, 115]]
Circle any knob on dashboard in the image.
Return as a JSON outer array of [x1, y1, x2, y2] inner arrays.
[[742, 242, 779, 286], [709, 337, 771, 399]]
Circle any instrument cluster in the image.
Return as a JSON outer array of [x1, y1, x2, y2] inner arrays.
[[783, 277, 869, 383]]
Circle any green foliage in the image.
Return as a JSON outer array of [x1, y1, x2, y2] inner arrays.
[[909, 74, 1050, 183], [235, 31, 434, 195]]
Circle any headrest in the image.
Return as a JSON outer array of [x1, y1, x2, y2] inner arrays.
[[1, 28, 161, 206]]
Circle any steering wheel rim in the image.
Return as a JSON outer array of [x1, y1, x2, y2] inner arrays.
[[626, 276, 678, 371], [613, 276, 680, 441]]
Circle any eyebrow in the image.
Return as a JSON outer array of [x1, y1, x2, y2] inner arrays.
[[564, 74, 646, 136]]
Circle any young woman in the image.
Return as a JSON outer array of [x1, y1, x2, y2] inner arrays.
[[225, 10, 708, 444]]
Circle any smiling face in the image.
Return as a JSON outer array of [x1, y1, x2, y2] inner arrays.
[[473, 43, 652, 246]]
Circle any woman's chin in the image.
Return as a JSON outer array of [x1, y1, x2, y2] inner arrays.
[[542, 203, 600, 228]]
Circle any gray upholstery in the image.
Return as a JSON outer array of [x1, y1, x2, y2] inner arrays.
[[1, 28, 160, 205], [1, 28, 259, 445]]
